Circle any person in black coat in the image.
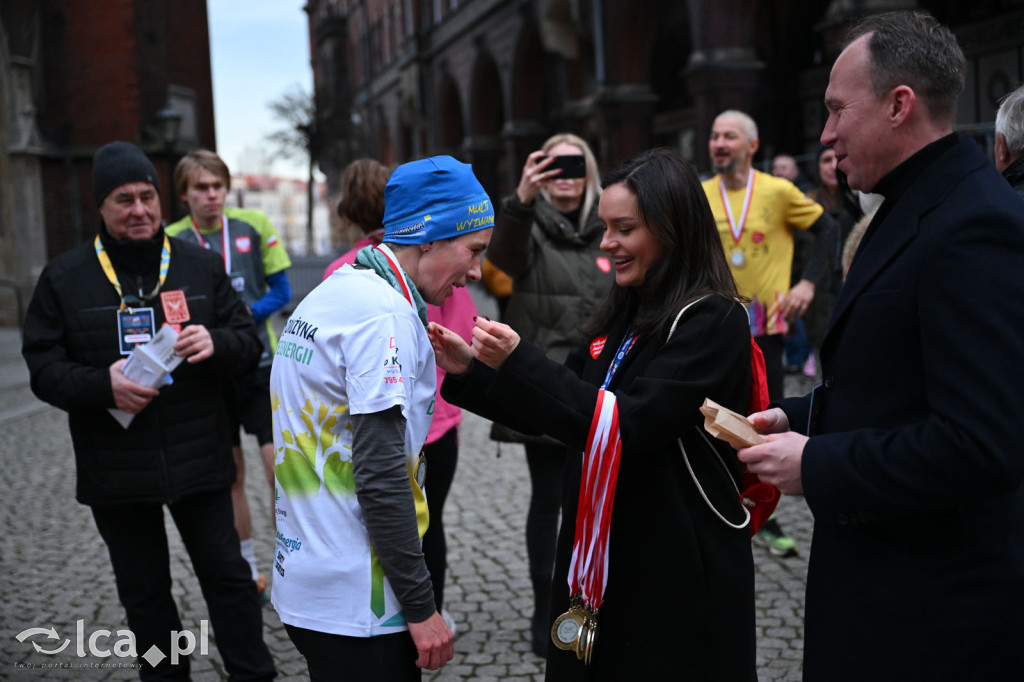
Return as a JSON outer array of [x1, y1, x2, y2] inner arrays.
[[22, 142, 275, 681], [429, 148, 758, 680], [739, 12, 1024, 681]]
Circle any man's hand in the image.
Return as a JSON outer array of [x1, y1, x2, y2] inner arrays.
[[737, 431, 807, 495], [407, 611, 454, 670], [782, 278, 816, 320], [748, 407, 790, 435], [175, 324, 214, 363], [110, 358, 159, 413]]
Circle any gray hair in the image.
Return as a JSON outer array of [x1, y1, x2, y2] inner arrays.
[[996, 84, 1024, 156], [845, 11, 965, 126], [714, 110, 759, 142]]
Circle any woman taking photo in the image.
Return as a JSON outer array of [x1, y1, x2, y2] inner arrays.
[[429, 148, 757, 679], [486, 133, 614, 655]]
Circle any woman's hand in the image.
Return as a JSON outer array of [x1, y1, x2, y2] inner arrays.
[[471, 317, 520, 370], [428, 322, 474, 375], [516, 151, 559, 205]]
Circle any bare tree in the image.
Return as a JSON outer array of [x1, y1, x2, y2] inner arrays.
[[267, 85, 319, 253]]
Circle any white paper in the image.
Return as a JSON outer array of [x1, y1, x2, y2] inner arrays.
[[109, 325, 183, 428]]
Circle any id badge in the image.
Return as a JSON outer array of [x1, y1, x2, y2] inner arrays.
[[118, 307, 155, 354]]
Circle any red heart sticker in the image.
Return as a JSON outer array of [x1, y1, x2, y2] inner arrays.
[[590, 336, 607, 359]]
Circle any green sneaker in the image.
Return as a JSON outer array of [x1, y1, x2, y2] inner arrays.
[[756, 517, 799, 557]]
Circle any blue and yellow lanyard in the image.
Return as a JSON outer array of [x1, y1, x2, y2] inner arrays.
[[94, 234, 171, 311]]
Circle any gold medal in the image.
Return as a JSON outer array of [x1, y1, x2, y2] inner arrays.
[[551, 601, 586, 651], [575, 605, 599, 665]]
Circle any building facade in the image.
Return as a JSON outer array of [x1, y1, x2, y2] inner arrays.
[[306, 0, 1024, 207], [0, 0, 216, 324]]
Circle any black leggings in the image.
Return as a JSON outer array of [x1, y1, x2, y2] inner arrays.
[[285, 624, 419, 681], [422, 427, 458, 611], [525, 441, 567, 585]]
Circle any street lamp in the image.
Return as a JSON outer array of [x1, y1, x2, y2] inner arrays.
[[154, 100, 182, 219]]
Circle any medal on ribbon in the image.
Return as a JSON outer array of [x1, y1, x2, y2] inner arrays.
[[719, 169, 755, 270], [551, 388, 623, 665]]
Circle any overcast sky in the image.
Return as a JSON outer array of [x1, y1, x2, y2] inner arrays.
[[208, 0, 313, 179]]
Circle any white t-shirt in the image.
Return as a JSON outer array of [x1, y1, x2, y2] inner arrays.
[[269, 259, 436, 636]]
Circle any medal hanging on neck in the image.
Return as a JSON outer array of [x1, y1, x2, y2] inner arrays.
[[551, 389, 622, 665], [719, 168, 755, 269], [95, 235, 171, 353], [551, 330, 633, 664]]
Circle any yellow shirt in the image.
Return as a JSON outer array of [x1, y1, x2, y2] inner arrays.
[[703, 170, 823, 335]]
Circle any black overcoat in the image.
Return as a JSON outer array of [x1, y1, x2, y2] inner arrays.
[[444, 294, 757, 681], [778, 137, 1024, 681]]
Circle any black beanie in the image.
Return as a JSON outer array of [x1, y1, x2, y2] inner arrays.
[[92, 141, 160, 206]]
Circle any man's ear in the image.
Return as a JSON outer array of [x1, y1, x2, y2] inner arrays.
[[995, 132, 1009, 164], [889, 85, 915, 127]]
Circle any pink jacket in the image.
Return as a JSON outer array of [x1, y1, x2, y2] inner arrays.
[[324, 238, 478, 444]]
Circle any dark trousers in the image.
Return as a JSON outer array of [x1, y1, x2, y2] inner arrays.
[[285, 624, 419, 681], [524, 442, 567, 605], [91, 489, 275, 681], [754, 333, 786, 401], [421, 427, 458, 611]]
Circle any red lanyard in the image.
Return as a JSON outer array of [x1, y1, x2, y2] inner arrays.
[[374, 245, 413, 307], [567, 389, 622, 610], [718, 169, 755, 244], [190, 215, 231, 273]]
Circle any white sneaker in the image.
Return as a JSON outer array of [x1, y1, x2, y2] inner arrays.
[[441, 608, 457, 636]]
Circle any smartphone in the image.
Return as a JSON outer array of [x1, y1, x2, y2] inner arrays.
[[540, 154, 586, 179]]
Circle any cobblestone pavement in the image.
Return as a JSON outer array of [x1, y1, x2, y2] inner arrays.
[[0, 324, 815, 681]]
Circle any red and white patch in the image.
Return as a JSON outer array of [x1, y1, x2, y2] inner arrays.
[[267, 235, 279, 247], [595, 256, 611, 273], [160, 290, 191, 324], [234, 235, 252, 253], [590, 336, 607, 359], [751, 232, 765, 244]]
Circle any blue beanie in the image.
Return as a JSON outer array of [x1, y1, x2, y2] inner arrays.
[[382, 156, 494, 244]]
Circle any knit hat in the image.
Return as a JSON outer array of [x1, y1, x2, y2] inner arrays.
[[382, 156, 494, 244], [92, 141, 160, 206]]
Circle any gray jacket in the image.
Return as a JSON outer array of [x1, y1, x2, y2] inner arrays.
[[487, 192, 613, 443]]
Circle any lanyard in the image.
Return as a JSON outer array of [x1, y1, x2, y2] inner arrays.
[[601, 329, 637, 390], [94, 234, 171, 311], [374, 245, 414, 307], [567, 389, 622, 610], [718, 168, 755, 244], [190, 215, 231, 274]]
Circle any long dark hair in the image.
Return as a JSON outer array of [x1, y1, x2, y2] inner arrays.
[[584, 148, 738, 340]]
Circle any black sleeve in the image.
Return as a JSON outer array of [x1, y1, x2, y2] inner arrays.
[[798, 211, 839, 286], [445, 297, 752, 454], [22, 263, 115, 411], [486, 193, 537, 278], [351, 406, 436, 623]]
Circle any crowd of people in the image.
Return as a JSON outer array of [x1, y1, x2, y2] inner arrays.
[[20, 9, 1024, 682]]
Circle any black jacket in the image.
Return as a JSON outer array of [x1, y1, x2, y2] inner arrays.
[[779, 137, 1024, 681], [23, 227, 260, 506], [444, 295, 756, 681]]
